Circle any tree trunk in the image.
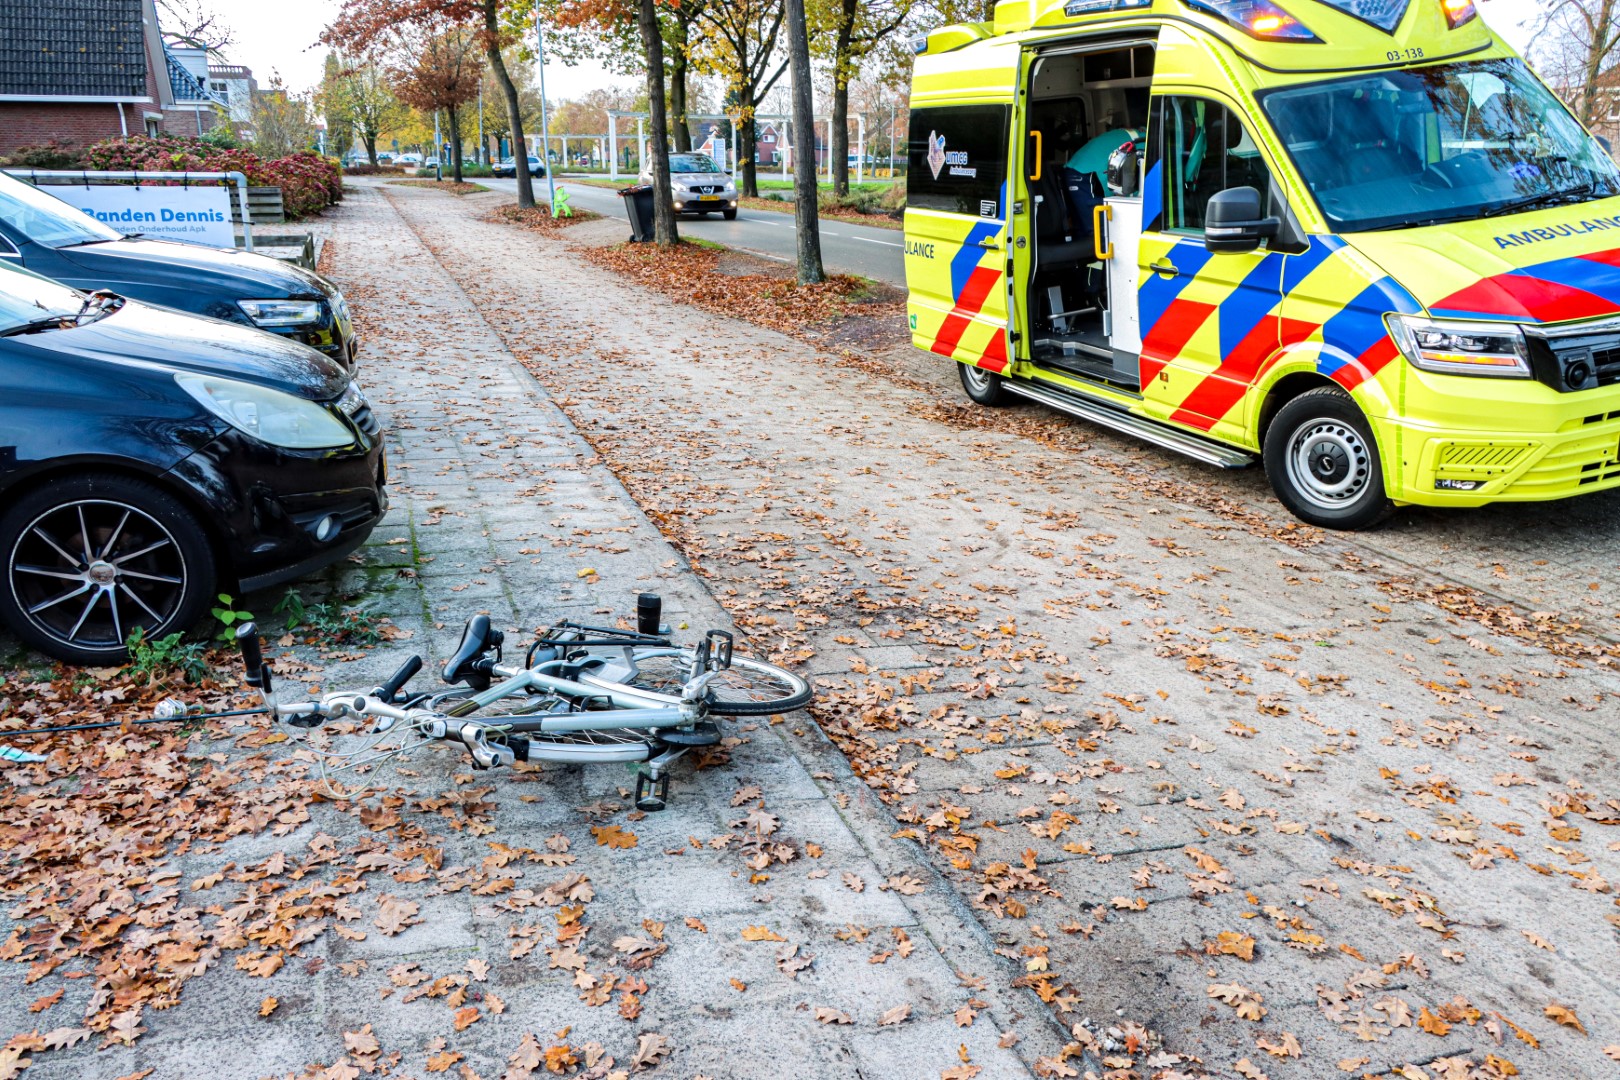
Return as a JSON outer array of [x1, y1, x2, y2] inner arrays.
[[786, 0, 823, 284], [449, 105, 464, 183], [669, 19, 692, 153], [739, 87, 759, 197], [1581, 0, 1618, 126], [638, 0, 679, 245], [485, 0, 534, 208], [831, 0, 855, 197], [364, 133, 378, 166]]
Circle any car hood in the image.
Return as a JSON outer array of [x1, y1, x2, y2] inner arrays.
[[56, 237, 334, 299], [670, 173, 729, 184], [1345, 197, 1620, 326], [11, 298, 347, 400]]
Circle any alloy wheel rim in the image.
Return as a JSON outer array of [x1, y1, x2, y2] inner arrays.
[[1286, 420, 1371, 512], [9, 499, 186, 651], [963, 365, 993, 392]]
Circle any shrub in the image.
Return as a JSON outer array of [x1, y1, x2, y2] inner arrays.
[[343, 163, 382, 176], [79, 135, 342, 219], [2, 141, 82, 168]]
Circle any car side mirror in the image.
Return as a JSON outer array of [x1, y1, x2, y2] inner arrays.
[[1205, 186, 1280, 254]]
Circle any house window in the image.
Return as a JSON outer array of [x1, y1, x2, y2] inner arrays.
[[211, 81, 229, 98], [145, 116, 162, 137]]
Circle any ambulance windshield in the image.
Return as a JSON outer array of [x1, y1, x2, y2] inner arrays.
[[1259, 58, 1620, 233]]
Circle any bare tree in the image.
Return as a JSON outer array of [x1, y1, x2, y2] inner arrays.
[[1532, 0, 1620, 133], [157, 0, 236, 49]]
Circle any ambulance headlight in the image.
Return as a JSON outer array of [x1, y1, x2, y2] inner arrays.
[[1387, 316, 1531, 378]]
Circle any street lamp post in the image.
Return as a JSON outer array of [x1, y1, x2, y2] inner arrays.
[[434, 111, 442, 180], [534, 15, 558, 212]]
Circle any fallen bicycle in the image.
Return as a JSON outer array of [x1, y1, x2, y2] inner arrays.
[[235, 593, 811, 810]]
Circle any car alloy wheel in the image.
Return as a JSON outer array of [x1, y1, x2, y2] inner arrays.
[[0, 475, 217, 662], [10, 499, 187, 650]]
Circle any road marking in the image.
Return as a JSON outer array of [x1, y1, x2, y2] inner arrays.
[[853, 235, 903, 248], [821, 230, 841, 236]]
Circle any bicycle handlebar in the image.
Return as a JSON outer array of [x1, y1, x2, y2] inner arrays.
[[374, 654, 423, 703], [236, 621, 269, 694], [270, 690, 515, 770]]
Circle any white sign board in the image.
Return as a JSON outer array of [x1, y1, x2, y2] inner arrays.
[[64, 184, 235, 248]]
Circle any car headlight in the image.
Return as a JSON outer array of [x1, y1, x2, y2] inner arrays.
[[1386, 315, 1531, 378], [176, 373, 355, 449], [238, 299, 323, 327]]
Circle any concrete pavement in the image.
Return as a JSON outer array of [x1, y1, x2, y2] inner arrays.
[[392, 180, 1620, 1078], [480, 176, 908, 286]]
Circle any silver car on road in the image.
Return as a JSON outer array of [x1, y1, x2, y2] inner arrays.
[[641, 153, 738, 219]]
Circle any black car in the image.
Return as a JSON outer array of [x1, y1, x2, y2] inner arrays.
[[0, 262, 386, 664], [0, 173, 357, 368]]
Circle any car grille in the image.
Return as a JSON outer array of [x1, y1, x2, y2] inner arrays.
[[690, 185, 721, 195], [1591, 345, 1620, 385]]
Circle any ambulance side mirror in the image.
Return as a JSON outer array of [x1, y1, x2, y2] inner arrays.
[[1205, 186, 1279, 254]]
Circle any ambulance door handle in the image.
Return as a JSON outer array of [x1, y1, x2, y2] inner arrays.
[[978, 237, 1003, 250], [1150, 259, 1181, 278]]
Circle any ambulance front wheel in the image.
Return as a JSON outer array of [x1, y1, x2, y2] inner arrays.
[[1264, 387, 1394, 531], [959, 362, 1009, 406]]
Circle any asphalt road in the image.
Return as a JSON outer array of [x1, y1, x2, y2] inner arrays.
[[481, 175, 906, 286]]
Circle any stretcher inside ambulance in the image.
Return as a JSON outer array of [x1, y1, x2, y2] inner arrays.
[[904, 0, 1620, 528]]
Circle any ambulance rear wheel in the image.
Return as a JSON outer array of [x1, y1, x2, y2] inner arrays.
[[959, 362, 1009, 406], [1264, 387, 1393, 531]]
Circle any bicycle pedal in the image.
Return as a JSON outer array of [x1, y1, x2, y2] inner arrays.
[[505, 736, 531, 763], [634, 771, 670, 812], [655, 721, 721, 747]]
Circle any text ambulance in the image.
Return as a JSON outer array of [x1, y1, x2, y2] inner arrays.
[[905, 0, 1620, 528]]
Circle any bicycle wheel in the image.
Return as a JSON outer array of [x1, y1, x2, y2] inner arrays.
[[582, 648, 812, 717]]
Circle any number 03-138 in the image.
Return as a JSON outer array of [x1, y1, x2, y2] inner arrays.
[[1387, 47, 1425, 61]]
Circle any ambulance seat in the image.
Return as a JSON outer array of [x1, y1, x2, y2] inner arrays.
[[1033, 169, 1091, 272]]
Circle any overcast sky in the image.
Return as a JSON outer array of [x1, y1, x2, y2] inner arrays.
[[218, 0, 1546, 101]]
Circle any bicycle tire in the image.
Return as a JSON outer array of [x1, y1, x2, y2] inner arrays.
[[517, 728, 659, 764], [579, 648, 813, 717]]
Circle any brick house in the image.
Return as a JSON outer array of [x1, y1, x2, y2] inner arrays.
[[0, 0, 224, 157]]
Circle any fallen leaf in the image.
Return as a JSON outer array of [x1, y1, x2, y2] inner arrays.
[[1544, 1003, 1585, 1034], [740, 925, 786, 942], [815, 1007, 852, 1025], [879, 1003, 912, 1026]]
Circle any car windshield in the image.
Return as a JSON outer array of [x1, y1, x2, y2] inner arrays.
[[0, 261, 86, 333], [1259, 58, 1620, 232], [0, 174, 123, 248], [669, 154, 721, 174]]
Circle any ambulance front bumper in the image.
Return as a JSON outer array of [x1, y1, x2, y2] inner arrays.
[[1378, 367, 1620, 506]]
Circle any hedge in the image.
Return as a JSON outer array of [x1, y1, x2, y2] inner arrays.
[[77, 136, 342, 220]]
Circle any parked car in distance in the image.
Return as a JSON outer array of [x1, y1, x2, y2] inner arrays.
[[396, 153, 422, 166], [0, 262, 386, 663], [640, 153, 738, 219], [423, 156, 441, 169], [377, 153, 395, 164], [493, 156, 546, 178], [0, 173, 358, 368]]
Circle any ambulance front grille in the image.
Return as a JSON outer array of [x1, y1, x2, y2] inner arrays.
[[1591, 346, 1620, 386], [1435, 443, 1531, 472]]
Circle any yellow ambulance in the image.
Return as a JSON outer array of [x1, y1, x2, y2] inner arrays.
[[904, 0, 1620, 527]]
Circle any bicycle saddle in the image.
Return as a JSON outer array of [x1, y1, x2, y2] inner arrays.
[[443, 615, 503, 690]]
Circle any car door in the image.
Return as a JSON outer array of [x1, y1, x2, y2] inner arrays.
[[1138, 95, 1284, 442], [904, 103, 1014, 372]]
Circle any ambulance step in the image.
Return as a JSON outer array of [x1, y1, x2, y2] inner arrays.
[[1003, 380, 1255, 470]]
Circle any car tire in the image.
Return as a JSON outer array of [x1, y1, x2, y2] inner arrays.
[[958, 362, 1010, 406], [723, 209, 738, 220], [0, 473, 218, 664], [1263, 387, 1394, 530]]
